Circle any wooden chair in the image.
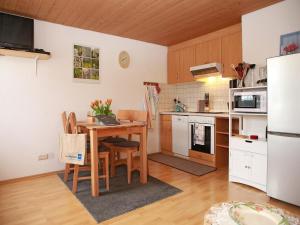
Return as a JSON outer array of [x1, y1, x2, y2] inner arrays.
[[110, 110, 148, 184], [102, 136, 127, 169], [68, 112, 110, 193]]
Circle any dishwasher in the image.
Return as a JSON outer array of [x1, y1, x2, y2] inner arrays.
[[172, 115, 189, 156]]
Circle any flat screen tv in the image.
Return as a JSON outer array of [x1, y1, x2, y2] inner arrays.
[[0, 12, 34, 50]]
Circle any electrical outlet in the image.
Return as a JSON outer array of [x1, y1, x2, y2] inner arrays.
[[48, 152, 55, 159], [38, 154, 48, 160]]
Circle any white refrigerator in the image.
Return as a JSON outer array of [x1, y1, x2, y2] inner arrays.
[[267, 53, 300, 206]]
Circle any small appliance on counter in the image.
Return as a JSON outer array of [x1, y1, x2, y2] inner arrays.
[[204, 93, 210, 112], [197, 100, 205, 112], [229, 79, 238, 88], [233, 89, 267, 113], [197, 93, 210, 112]]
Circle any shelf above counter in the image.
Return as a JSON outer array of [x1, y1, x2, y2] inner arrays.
[[216, 144, 229, 149], [230, 112, 267, 116], [230, 86, 267, 91], [0, 48, 51, 60], [216, 131, 239, 136]]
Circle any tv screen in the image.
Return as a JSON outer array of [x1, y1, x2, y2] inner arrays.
[[0, 12, 34, 50]]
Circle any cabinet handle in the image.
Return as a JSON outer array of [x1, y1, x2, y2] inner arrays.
[[245, 140, 253, 143], [245, 165, 247, 169]]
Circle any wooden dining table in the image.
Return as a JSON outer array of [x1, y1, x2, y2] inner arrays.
[[77, 121, 148, 197]]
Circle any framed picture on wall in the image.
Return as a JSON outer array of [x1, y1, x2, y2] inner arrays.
[[280, 31, 300, 56], [73, 44, 100, 82]]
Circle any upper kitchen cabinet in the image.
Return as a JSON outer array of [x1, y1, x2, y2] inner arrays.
[[221, 32, 242, 77], [179, 46, 195, 83], [167, 46, 195, 84], [195, 38, 221, 65], [167, 50, 180, 84], [167, 24, 242, 84]]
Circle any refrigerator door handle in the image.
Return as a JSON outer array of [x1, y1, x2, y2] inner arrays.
[[268, 131, 300, 138]]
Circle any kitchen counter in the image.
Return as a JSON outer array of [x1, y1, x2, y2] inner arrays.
[[160, 111, 229, 118]]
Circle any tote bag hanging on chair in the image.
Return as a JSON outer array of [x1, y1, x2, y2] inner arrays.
[[59, 133, 86, 165]]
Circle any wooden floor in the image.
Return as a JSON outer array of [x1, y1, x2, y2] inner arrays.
[[1, 160, 300, 225]]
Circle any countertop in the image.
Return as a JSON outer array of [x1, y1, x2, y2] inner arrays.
[[159, 111, 229, 118]]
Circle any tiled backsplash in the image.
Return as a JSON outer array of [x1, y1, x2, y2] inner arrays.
[[159, 78, 230, 112]]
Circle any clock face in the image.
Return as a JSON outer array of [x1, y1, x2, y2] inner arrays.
[[119, 51, 130, 68]]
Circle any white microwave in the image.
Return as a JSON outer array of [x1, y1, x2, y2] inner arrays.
[[233, 90, 267, 113]]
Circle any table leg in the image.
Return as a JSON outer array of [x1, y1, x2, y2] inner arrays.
[[90, 129, 99, 197], [140, 125, 148, 184]]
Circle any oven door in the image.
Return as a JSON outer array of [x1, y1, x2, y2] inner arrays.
[[189, 122, 215, 154]]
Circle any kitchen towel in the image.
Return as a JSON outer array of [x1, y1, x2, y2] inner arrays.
[[148, 85, 159, 119], [59, 133, 86, 165], [144, 85, 159, 129], [144, 86, 153, 128], [194, 124, 205, 145]]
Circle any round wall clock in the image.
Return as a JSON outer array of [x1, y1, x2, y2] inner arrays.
[[119, 51, 130, 68]]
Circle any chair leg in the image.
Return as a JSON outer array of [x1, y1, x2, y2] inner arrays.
[[64, 163, 70, 182], [72, 165, 80, 193], [110, 149, 116, 177], [127, 151, 132, 184], [105, 154, 110, 191], [102, 159, 106, 175]]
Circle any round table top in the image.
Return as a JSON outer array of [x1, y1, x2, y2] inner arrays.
[[204, 202, 300, 225]]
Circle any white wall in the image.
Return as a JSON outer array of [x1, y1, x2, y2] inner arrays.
[[242, 0, 300, 83], [242, 0, 300, 138], [0, 20, 167, 181]]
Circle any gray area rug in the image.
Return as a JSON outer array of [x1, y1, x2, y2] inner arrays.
[[57, 166, 181, 223], [148, 153, 216, 176]]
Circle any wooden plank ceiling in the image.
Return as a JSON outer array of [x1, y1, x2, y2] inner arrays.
[[0, 0, 281, 46]]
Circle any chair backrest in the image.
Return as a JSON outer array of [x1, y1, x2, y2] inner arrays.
[[117, 110, 148, 123], [61, 111, 69, 133], [68, 112, 78, 134]]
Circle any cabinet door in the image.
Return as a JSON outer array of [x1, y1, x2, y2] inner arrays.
[[179, 46, 195, 83], [195, 38, 221, 65], [208, 38, 221, 63], [221, 32, 242, 77], [160, 116, 172, 152], [230, 149, 251, 180], [195, 42, 209, 65], [167, 50, 180, 84], [250, 153, 267, 185]]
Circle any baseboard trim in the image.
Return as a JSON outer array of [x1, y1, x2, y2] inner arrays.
[[0, 170, 64, 185]]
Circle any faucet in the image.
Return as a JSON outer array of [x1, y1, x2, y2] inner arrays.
[[174, 99, 187, 112]]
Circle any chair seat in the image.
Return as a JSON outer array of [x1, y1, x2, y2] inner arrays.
[[86, 143, 110, 152], [103, 137, 127, 143], [113, 141, 140, 148]]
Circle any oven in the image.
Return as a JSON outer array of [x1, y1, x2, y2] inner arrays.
[[233, 90, 267, 113], [188, 116, 215, 155]]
